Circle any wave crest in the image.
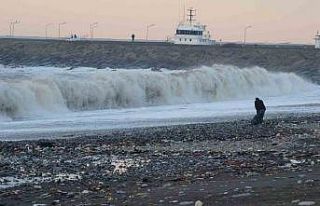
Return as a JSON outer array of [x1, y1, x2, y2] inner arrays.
[[0, 65, 317, 120]]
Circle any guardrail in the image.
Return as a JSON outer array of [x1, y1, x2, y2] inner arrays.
[[0, 35, 170, 43]]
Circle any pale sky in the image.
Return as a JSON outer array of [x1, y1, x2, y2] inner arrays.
[[0, 0, 319, 44]]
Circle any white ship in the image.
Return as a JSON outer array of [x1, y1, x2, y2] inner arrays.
[[173, 8, 215, 46], [315, 31, 320, 49]]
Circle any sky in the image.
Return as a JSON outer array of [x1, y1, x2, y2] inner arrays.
[[0, 0, 319, 44]]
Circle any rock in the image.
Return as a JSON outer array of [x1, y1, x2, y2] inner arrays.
[[298, 201, 316, 206], [292, 200, 300, 203], [179, 201, 194, 205], [290, 159, 305, 164], [232, 193, 251, 198], [81, 190, 90, 194], [52, 200, 60, 205], [305, 179, 314, 183], [195, 200, 203, 206]]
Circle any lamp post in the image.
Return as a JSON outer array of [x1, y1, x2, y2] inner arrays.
[[146, 24, 155, 40], [9, 23, 12, 36], [45, 23, 53, 39], [90, 22, 98, 39], [58, 22, 66, 38], [243, 25, 252, 45], [10, 20, 20, 37]]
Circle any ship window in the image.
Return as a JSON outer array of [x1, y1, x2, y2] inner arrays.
[[176, 30, 203, 36]]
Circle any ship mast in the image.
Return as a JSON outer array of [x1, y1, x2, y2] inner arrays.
[[187, 8, 196, 24]]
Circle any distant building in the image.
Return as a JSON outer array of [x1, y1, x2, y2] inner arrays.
[[315, 31, 320, 49]]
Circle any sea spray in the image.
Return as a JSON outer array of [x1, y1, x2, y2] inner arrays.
[[0, 65, 317, 120]]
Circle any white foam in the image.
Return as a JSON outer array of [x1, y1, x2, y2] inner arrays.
[[0, 65, 317, 121]]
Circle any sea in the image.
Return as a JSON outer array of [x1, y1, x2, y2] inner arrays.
[[0, 64, 319, 140]]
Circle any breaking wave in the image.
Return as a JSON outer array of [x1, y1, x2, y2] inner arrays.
[[0, 65, 318, 121]]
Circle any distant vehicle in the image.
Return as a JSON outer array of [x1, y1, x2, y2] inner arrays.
[[172, 8, 215, 46], [66, 34, 81, 42]]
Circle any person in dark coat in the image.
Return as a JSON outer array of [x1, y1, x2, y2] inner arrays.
[[252, 98, 266, 125]]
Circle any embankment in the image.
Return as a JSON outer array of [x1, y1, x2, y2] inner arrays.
[[0, 38, 320, 83]]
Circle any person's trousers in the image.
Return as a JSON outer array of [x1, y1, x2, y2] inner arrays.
[[252, 109, 266, 125], [257, 109, 265, 123]]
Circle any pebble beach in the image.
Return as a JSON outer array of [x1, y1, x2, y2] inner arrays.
[[1, 114, 319, 205]]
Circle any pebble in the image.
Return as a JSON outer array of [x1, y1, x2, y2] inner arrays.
[[52, 200, 60, 205], [298, 201, 316, 206], [232, 193, 251, 198], [179, 201, 194, 205], [195, 200, 203, 206], [0, 115, 319, 205], [81, 190, 90, 194], [305, 179, 314, 183], [292, 200, 300, 203]]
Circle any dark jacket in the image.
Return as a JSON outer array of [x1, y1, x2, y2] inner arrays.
[[255, 99, 266, 111]]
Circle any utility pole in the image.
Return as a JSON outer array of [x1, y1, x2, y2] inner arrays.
[[45, 23, 53, 39], [146, 24, 155, 40], [179, 0, 181, 22], [243, 25, 252, 45], [90, 22, 98, 39], [58, 22, 66, 38], [183, 0, 186, 22], [179, 0, 186, 22]]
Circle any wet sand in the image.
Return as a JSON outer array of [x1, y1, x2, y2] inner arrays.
[[0, 114, 320, 205]]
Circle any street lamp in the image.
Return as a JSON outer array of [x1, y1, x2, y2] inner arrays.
[[58, 22, 67, 38], [9, 20, 20, 37], [45, 23, 53, 39], [146, 24, 155, 40], [243, 25, 252, 45], [90, 22, 98, 39]]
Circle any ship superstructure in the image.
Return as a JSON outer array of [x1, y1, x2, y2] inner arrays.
[[173, 8, 215, 45], [315, 31, 320, 49]]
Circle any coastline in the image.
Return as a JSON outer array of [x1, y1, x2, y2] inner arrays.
[[1, 113, 319, 205]]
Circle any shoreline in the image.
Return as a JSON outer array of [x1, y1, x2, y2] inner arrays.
[[0, 113, 319, 205], [0, 111, 319, 142]]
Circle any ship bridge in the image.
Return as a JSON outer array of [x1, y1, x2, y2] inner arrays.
[[173, 8, 215, 46]]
